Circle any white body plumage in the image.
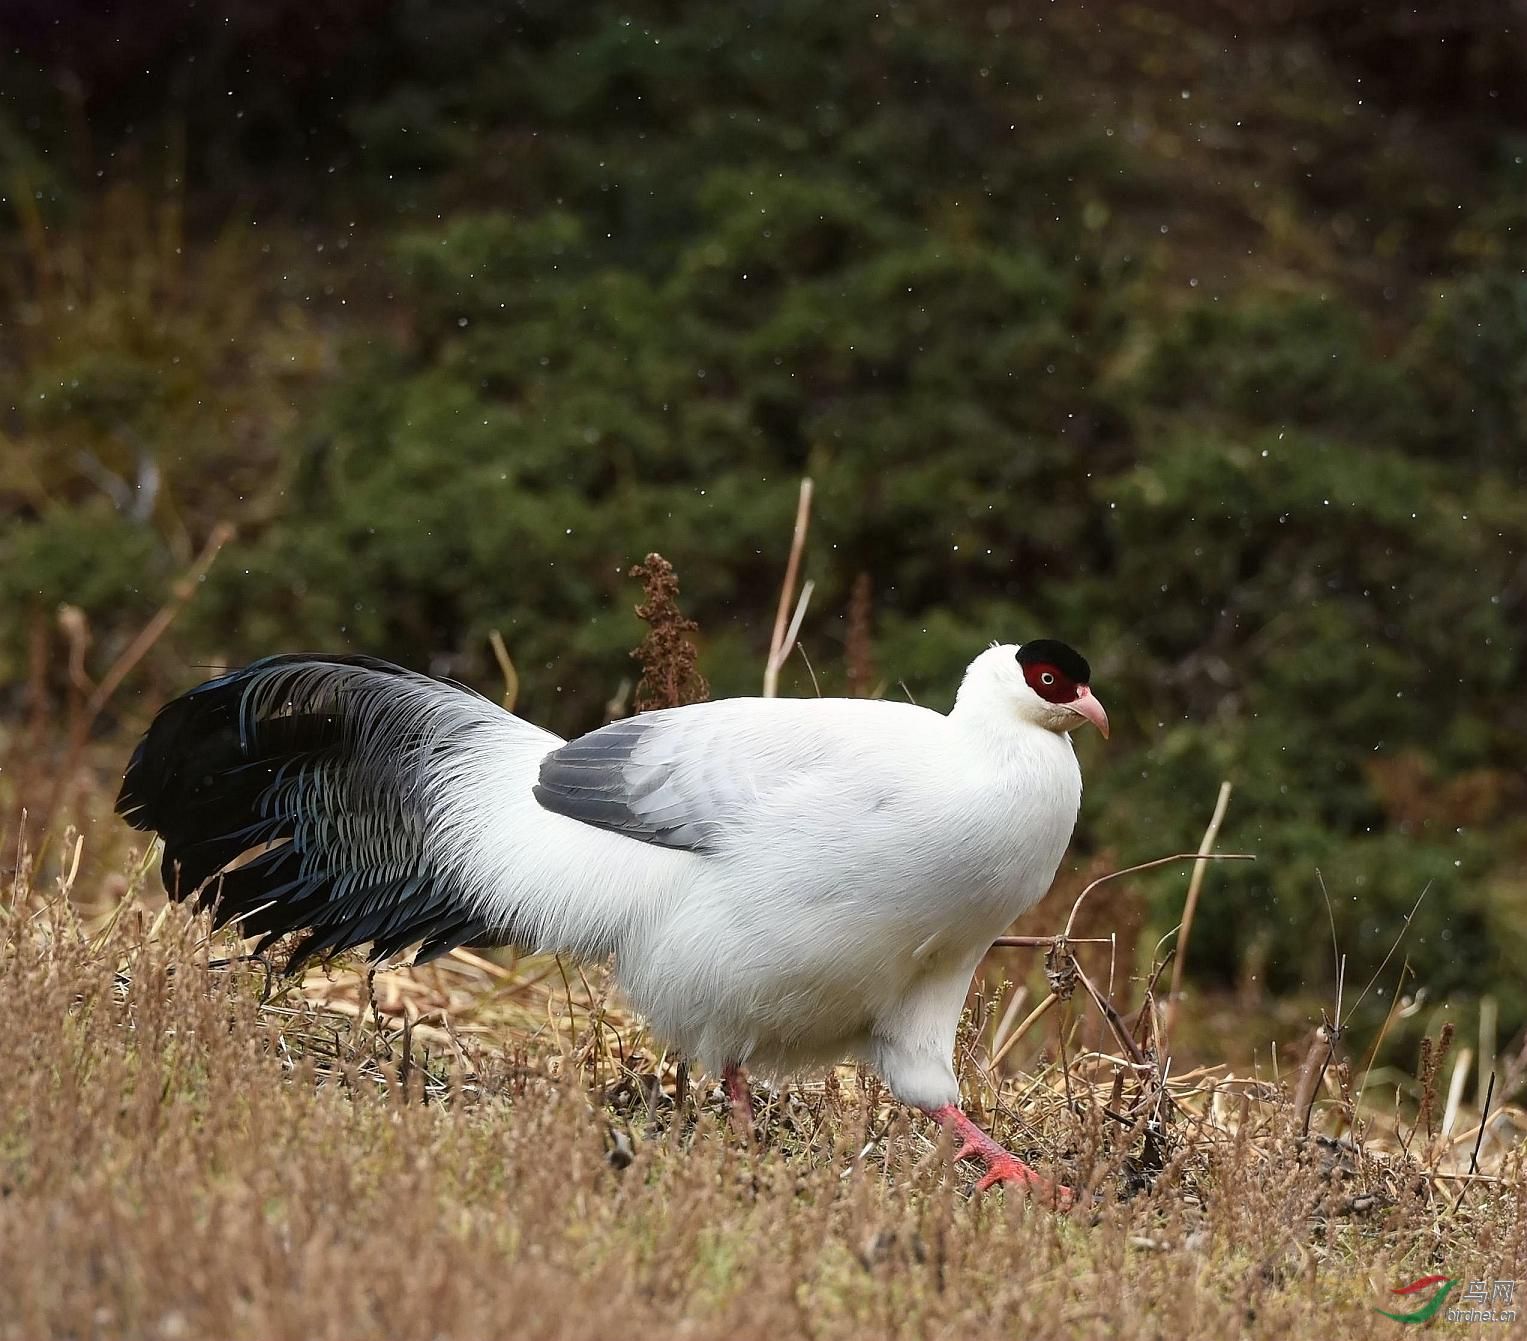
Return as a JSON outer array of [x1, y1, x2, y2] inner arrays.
[[119, 637, 1106, 1198], [434, 645, 1085, 1111], [120, 641, 1100, 1121]]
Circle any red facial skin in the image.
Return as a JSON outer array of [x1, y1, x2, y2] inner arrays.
[[1021, 662, 1081, 704], [1021, 662, 1110, 737]]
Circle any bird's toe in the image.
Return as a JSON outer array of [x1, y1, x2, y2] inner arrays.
[[974, 1156, 1073, 1209]]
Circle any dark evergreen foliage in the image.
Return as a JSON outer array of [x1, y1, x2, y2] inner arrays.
[[3, 1, 1525, 1027]]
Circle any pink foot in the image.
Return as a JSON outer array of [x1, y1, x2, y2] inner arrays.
[[723, 1063, 754, 1139], [927, 1103, 1072, 1209]]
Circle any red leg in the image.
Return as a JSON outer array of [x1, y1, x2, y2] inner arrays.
[[926, 1104, 1072, 1208], [723, 1063, 753, 1138]]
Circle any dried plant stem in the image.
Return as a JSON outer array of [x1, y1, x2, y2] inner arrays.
[[991, 935, 1113, 949], [90, 522, 234, 721], [986, 850, 1250, 1088], [987, 985, 1028, 1055], [1072, 960, 1151, 1070], [1442, 1046, 1473, 1140], [1165, 780, 1232, 1029], [780, 580, 814, 663], [1294, 1025, 1336, 1136], [1343, 882, 1430, 1025], [988, 992, 1058, 1073], [1353, 956, 1410, 1117], [763, 477, 813, 697], [487, 630, 520, 712], [37, 521, 233, 863], [1064, 851, 1253, 939], [1418, 1022, 1455, 1147], [1452, 1070, 1497, 1212], [1478, 994, 1497, 1114]]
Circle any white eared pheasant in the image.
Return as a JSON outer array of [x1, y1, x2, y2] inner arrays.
[[117, 639, 1108, 1201]]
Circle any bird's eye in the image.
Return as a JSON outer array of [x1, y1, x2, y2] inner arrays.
[[1040, 672, 1055, 686]]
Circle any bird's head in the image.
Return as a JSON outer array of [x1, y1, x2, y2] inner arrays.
[[956, 639, 1109, 740]]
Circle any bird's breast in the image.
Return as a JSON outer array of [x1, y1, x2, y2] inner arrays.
[[953, 739, 1083, 920]]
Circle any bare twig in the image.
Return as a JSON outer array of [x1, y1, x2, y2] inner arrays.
[[1071, 960, 1151, 1070], [1295, 1023, 1337, 1137], [1165, 781, 1232, 1028], [1064, 852, 1254, 939], [796, 642, 821, 697], [987, 985, 1029, 1058], [1294, 872, 1351, 1137], [1342, 883, 1431, 1027], [38, 521, 234, 860], [1316, 869, 1342, 1010], [987, 992, 1058, 1073], [766, 578, 815, 691], [90, 522, 234, 722], [1139, 949, 1177, 1008], [1353, 957, 1411, 1118], [763, 478, 813, 698], [1478, 995, 1497, 1115], [1451, 1070, 1496, 1212], [487, 630, 520, 713], [991, 935, 1114, 948], [988, 850, 1248, 1090]]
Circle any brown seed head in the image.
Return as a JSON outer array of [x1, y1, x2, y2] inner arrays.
[[628, 552, 709, 712]]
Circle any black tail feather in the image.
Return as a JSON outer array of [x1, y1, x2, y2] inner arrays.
[[117, 655, 498, 972]]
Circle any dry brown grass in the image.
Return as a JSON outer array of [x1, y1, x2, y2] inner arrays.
[[4, 552, 1523, 1337], [1, 820, 1523, 1341]]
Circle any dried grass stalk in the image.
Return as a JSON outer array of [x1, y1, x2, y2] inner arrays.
[[763, 478, 813, 697]]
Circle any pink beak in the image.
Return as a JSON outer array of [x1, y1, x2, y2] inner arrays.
[[1068, 685, 1110, 739]]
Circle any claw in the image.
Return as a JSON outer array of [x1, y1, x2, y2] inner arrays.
[[974, 1156, 1074, 1208], [926, 1103, 1072, 1209]]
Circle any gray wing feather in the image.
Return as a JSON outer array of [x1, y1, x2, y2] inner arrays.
[[533, 696, 933, 858], [533, 711, 740, 852]]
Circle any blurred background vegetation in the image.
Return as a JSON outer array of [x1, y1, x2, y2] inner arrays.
[[1, 1, 1524, 1062]]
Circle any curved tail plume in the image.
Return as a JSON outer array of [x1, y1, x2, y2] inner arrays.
[[117, 655, 557, 971]]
